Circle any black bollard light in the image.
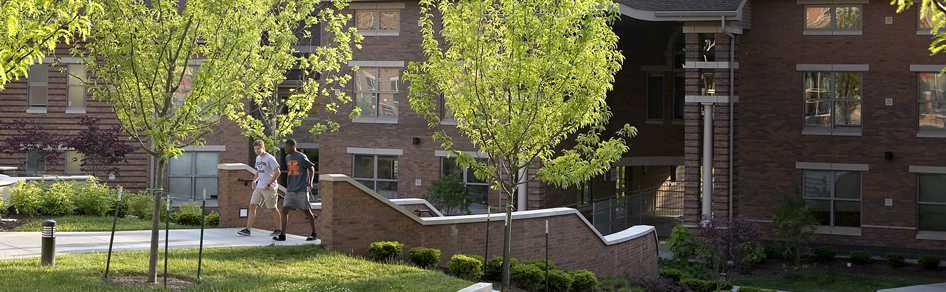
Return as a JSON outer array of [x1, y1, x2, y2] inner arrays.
[[41, 220, 56, 266]]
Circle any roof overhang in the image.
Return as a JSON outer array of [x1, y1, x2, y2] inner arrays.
[[617, 0, 746, 22]]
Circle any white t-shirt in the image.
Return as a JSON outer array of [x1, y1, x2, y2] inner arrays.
[[255, 152, 280, 189]]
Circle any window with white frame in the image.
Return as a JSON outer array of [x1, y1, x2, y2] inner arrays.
[[919, 72, 946, 130], [355, 67, 400, 118], [442, 157, 489, 213], [67, 64, 87, 109], [167, 152, 219, 203], [25, 151, 45, 173], [356, 10, 399, 36], [28, 64, 48, 108], [65, 150, 83, 174], [804, 5, 862, 34], [803, 170, 861, 228], [353, 154, 398, 198], [804, 72, 862, 128], [918, 173, 946, 232]]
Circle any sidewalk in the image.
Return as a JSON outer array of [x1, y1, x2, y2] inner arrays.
[[0, 228, 316, 260]]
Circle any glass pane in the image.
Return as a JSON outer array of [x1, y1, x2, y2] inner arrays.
[[352, 155, 374, 179], [834, 171, 860, 199], [807, 199, 831, 226], [836, 7, 861, 29], [834, 101, 861, 126], [805, 100, 831, 127], [919, 102, 946, 129], [380, 68, 399, 92], [168, 177, 193, 202], [441, 95, 454, 119], [29, 86, 47, 106], [919, 73, 946, 129], [356, 179, 375, 191], [805, 72, 831, 99], [196, 152, 219, 176], [920, 8, 938, 29], [919, 174, 946, 203], [26, 151, 45, 173], [442, 157, 461, 176], [355, 67, 377, 92], [67, 64, 85, 85], [379, 11, 399, 30], [377, 156, 397, 179], [356, 93, 376, 117], [468, 159, 487, 183], [356, 11, 377, 30], [469, 185, 489, 205], [29, 64, 48, 84], [836, 72, 861, 100], [918, 204, 946, 231], [834, 200, 860, 227], [806, 7, 831, 28], [700, 71, 715, 95], [377, 181, 397, 198], [194, 177, 218, 200], [68, 86, 86, 107], [65, 151, 82, 173], [804, 170, 831, 198], [168, 152, 193, 176], [378, 93, 398, 117]]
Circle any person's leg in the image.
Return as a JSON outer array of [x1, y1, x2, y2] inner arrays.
[[263, 189, 282, 232], [306, 209, 316, 235], [246, 203, 258, 230], [280, 206, 292, 234]]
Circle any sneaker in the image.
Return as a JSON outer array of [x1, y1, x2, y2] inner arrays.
[[237, 228, 251, 236], [270, 230, 282, 236], [306, 232, 317, 241], [273, 234, 286, 241]]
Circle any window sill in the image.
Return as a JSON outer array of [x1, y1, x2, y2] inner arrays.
[[803, 30, 862, 36], [802, 127, 862, 136], [917, 131, 946, 138], [65, 107, 86, 114], [440, 118, 457, 126], [815, 226, 861, 236], [916, 231, 946, 241], [645, 120, 664, 125], [357, 31, 400, 37], [917, 30, 934, 36], [353, 117, 398, 124], [303, 115, 319, 121], [26, 107, 47, 114]]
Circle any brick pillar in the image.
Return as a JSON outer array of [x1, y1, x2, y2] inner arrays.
[[683, 32, 703, 226]]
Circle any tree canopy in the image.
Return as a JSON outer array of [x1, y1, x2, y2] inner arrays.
[[893, 0, 946, 58]]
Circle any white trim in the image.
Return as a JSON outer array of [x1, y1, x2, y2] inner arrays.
[[682, 26, 736, 33], [218, 163, 255, 172], [356, 31, 400, 37], [802, 127, 862, 136], [815, 226, 861, 236], [347, 147, 403, 156], [685, 95, 739, 104], [796, 162, 868, 171], [26, 107, 47, 114], [910, 65, 946, 72], [797, 0, 868, 4], [917, 131, 946, 138], [349, 2, 405, 9], [685, 61, 739, 69], [918, 30, 934, 36], [353, 117, 399, 124], [65, 107, 87, 114], [180, 145, 226, 152], [796, 64, 869, 71], [440, 118, 457, 126], [296, 143, 319, 149], [434, 150, 488, 159], [862, 224, 915, 230], [348, 61, 405, 67], [917, 231, 946, 241], [59, 57, 82, 63], [614, 156, 685, 167], [910, 166, 946, 174]]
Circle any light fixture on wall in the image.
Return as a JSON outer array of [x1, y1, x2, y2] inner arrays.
[[412, 137, 420, 145], [885, 151, 893, 160], [239, 208, 248, 218]]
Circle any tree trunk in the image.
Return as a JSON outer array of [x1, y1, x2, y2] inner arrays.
[[501, 172, 517, 290], [147, 158, 167, 283]]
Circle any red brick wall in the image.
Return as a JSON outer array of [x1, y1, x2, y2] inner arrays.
[[218, 165, 324, 235]]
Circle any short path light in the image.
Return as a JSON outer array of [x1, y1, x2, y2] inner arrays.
[[41, 220, 56, 266]]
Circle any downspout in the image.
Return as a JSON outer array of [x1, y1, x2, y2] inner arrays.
[[722, 16, 735, 220], [518, 166, 527, 211]]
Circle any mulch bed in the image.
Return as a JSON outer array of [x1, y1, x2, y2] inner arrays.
[[0, 214, 57, 232], [738, 256, 946, 281]]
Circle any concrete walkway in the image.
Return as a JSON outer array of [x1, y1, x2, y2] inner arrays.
[[0, 228, 316, 260]]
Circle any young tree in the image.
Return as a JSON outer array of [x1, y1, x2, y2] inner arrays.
[[64, 116, 137, 178], [0, 119, 65, 173], [692, 215, 764, 285], [893, 1, 946, 59], [0, 0, 102, 89], [405, 0, 634, 288], [772, 187, 818, 266], [76, 0, 348, 283], [228, 0, 361, 152]]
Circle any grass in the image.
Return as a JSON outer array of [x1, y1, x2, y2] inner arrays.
[[0, 244, 472, 292], [13, 216, 221, 232], [732, 272, 942, 292]]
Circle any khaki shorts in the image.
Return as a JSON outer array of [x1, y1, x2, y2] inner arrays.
[[250, 188, 278, 209]]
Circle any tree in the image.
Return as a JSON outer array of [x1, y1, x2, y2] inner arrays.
[[692, 215, 764, 285], [0, 0, 102, 89], [424, 174, 473, 215], [228, 0, 361, 152], [404, 0, 634, 288], [64, 116, 137, 178], [772, 186, 818, 266], [893, 0, 946, 59], [0, 119, 65, 173], [75, 0, 346, 283]]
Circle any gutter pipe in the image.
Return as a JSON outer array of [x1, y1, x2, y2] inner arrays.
[[722, 16, 735, 220]]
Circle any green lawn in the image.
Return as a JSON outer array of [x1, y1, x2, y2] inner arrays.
[[14, 216, 220, 232], [0, 244, 472, 292], [732, 272, 941, 292]]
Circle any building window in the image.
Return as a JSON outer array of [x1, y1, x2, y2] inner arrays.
[[65, 150, 83, 174], [442, 157, 489, 213], [67, 64, 87, 109], [804, 72, 861, 128], [356, 10, 399, 36], [25, 151, 45, 173], [700, 69, 716, 96], [803, 170, 861, 228], [440, 93, 454, 121], [28, 64, 48, 108], [919, 72, 946, 130], [353, 154, 398, 198], [805, 6, 862, 34], [673, 73, 685, 120], [167, 152, 219, 203], [577, 180, 592, 206], [355, 67, 400, 118], [699, 33, 715, 62], [646, 73, 663, 120], [919, 7, 943, 31], [919, 173, 946, 232]]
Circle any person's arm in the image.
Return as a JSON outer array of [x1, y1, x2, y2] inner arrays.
[[307, 166, 315, 189], [268, 167, 281, 189], [252, 171, 260, 188]]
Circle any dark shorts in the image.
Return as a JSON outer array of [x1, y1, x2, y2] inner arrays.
[[283, 191, 311, 210]]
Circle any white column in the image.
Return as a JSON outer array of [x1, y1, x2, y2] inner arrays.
[[518, 166, 527, 211], [701, 103, 713, 221]]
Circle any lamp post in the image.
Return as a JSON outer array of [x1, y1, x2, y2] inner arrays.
[[41, 220, 56, 266]]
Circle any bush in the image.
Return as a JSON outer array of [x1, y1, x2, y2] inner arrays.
[[72, 178, 114, 216], [408, 247, 441, 269], [204, 211, 220, 226], [368, 241, 403, 262], [569, 270, 597, 292], [680, 278, 716, 292], [759, 244, 776, 260], [629, 275, 682, 292], [463, 254, 485, 266], [10, 180, 43, 215], [849, 251, 871, 265], [666, 224, 699, 261], [510, 263, 544, 291], [919, 255, 941, 270], [546, 269, 573, 292], [658, 268, 685, 284], [737, 287, 762, 292], [447, 254, 483, 281], [772, 187, 818, 266], [423, 174, 472, 215], [523, 259, 557, 271], [813, 246, 836, 262], [172, 202, 204, 226], [485, 256, 518, 281], [886, 253, 905, 268], [124, 191, 172, 221], [39, 180, 75, 215]]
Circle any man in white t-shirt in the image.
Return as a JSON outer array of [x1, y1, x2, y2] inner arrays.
[[238, 140, 283, 236]]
